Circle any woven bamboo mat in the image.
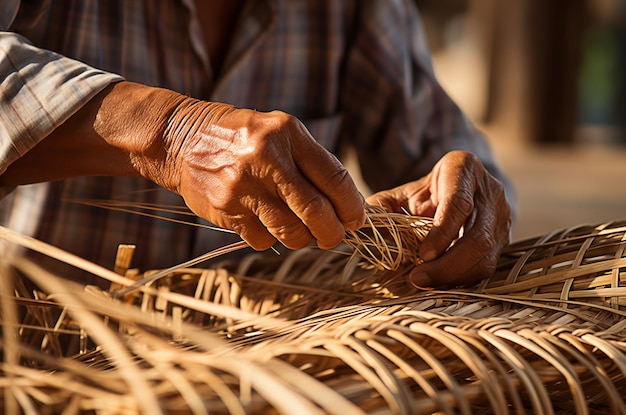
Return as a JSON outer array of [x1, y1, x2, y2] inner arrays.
[[1, 219, 626, 414]]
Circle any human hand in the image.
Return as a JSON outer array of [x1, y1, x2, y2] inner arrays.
[[0, 81, 365, 251], [157, 100, 366, 251], [366, 150, 511, 287]]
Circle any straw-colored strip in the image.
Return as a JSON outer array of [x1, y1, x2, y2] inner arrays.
[[343, 204, 432, 271], [1, 218, 626, 413]]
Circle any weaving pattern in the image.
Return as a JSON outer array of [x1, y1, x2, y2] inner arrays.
[[1, 220, 625, 414]]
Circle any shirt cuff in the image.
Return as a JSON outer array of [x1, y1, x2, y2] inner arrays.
[[0, 32, 124, 174]]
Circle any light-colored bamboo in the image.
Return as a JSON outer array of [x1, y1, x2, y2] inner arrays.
[[1, 216, 625, 414]]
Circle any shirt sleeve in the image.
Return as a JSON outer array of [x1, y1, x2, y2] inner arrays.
[[0, 31, 123, 175], [0, 0, 19, 31], [340, 0, 513, 202]]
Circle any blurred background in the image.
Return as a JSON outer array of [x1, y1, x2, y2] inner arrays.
[[414, 0, 626, 241]]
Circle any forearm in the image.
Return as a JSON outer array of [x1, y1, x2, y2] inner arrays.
[[0, 81, 197, 188]]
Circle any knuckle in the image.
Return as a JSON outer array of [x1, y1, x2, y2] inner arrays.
[[268, 109, 294, 124], [466, 151, 482, 166], [448, 150, 480, 167], [326, 166, 354, 192], [265, 110, 300, 135], [462, 150, 481, 167], [448, 191, 474, 219], [245, 112, 291, 150], [298, 193, 329, 219]]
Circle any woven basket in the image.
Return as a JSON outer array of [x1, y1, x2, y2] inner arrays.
[[1, 219, 626, 414]]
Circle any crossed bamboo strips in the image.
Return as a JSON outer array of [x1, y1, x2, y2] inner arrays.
[[343, 204, 433, 271], [1, 218, 626, 414]]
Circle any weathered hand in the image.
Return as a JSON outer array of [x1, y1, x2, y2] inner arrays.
[[366, 150, 511, 287], [159, 99, 366, 251], [0, 81, 365, 252]]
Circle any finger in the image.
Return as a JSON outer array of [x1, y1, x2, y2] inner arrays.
[[366, 184, 436, 217], [274, 172, 347, 250], [409, 254, 494, 288], [230, 212, 278, 251], [291, 126, 366, 231], [249, 195, 317, 250], [410, 232, 498, 288], [419, 163, 476, 261], [411, 202, 504, 288], [366, 190, 406, 213], [219, 196, 315, 251]]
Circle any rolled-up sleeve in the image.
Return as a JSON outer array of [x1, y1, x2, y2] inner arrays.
[[0, 32, 123, 175]]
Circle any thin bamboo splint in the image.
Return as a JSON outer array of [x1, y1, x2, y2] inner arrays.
[[1, 217, 626, 414]]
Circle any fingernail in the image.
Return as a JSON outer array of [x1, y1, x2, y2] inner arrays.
[[410, 271, 433, 289]]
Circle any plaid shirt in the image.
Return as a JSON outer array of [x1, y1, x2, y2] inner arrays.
[[0, 0, 507, 282]]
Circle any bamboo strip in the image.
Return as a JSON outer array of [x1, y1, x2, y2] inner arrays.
[[1, 217, 626, 413]]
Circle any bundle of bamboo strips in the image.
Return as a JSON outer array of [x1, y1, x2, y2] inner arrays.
[[1, 215, 625, 414]]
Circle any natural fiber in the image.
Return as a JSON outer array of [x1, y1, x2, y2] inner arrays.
[[1, 218, 626, 414], [343, 204, 432, 271]]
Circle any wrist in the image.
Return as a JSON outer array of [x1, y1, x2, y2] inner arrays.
[[157, 97, 237, 193], [93, 82, 188, 189]]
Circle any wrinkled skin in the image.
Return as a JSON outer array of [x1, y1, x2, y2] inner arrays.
[[152, 97, 511, 287], [160, 99, 367, 251], [0, 83, 366, 252], [0, 82, 509, 288], [367, 150, 512, 288]]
